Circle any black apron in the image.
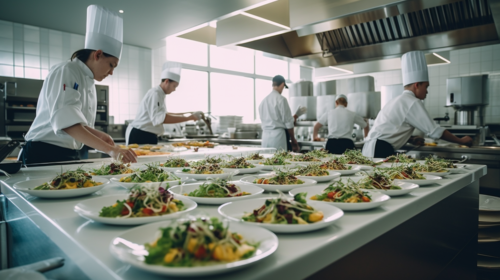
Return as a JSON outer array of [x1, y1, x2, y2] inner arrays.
[[373, 139, 395, 158], [284, 129, 292, 151], [128, 127, 158, 145], [325, 138, 355, 154], [20, 141, 80, 165]]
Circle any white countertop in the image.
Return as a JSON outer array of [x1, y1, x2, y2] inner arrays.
[[0, 147, 487, 280]]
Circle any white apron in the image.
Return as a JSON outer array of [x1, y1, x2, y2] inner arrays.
[[361, 139, 377, 158], [261, 129, 287, 151], [125, 125, 132, 146]]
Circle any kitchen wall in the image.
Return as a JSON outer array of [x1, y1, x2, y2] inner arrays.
[[0, 20, 152, 124], [317, 44, 500, 125]]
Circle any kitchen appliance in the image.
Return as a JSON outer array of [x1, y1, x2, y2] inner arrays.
[[0, 137, 21, 175], [446, 75, 489, 126], [314, 80, 336, 96], [347, 91, 381, 120], [289, 96, 317, 121], [381, 84, 403, 109], [289, 80, 313, 97]]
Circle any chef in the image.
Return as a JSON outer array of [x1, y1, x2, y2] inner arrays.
[[126, 61, 202, 145], [20, 5, 137, 164], [362, 51, 472, 158], [313, 94, 368, 154], [258, 75, 306, 152]]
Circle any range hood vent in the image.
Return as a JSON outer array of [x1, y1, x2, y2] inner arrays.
[[319, 0, 493, 56]]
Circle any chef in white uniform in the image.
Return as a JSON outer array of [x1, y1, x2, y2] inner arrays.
[[126, 61, 202, 145], [258, 75, 306, 152], [313, 94, 368, 154], [362, 51, 472, 158], [20, 5, 137, 164]]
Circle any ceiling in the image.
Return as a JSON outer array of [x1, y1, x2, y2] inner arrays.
[[0, 0, 268, 49]]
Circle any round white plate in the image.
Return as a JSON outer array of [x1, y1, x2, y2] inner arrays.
[[417, 171, 451, 176], [74, 194, 197, 225], [347, 164, 373, 170], [480, 194, 500, 212], [289, 186, 390, 211], [445, 164, 469, 173], [318, 165, 364, 176], [218, 197, 344, 233], [393, 174, 442, 186], [161, 166, 188, 172], [220, 166, 263, 174], [13, 177, 109, 198], [285, 159, 324, 165], [175, 169, 239, 180], [92, 172, 135, 180], [295, 170, 341, 183], [360, 181, 419, 197], [249, 162, 295, 171], [110, 177, 184, 190], [168, 181, 264, 205], [239, 175, 317, 192], [109, 220, 278, 277]]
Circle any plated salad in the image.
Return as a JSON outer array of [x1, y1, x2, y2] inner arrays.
[[253, 171, 304, 185], [310, 179, 372, 203], [358, 169, 402, 190], [242, 192, 323, 224], [258, 156, 290, 166], [338, 150, 375, 165], [292, 164, 330, 177], [90, 162, 134, 176], [273, 150, 293, 159], [220, 157, 255, 169], [411, 163, 447, 173], [383, 153, 416, 163], [305, 149, 330, 159], [319, 160, 352, 170], [161, 158, 190, 168], [186, 179, 250, 198], [144, 217, 258, 265], [424, 156, 457, 169], [380, 166, 426, 180], [182, 164, 224, 175], [33, 168, 102, 190], [99, 186, 184, 218], [288, 154, 321, 162], [120, 164, 180, 183], [246, 153, 264, 160]]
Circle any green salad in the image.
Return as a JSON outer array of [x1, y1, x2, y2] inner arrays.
[[338, 149, 375, 165], [310, 179, 372, 203], [186, 178, 250, 198], [358, 169, 402, 190], [305, 149, 330, 158], [90, 162, 134, 176], [161, 158, 190, 168], [220, 157, 255, 169], [120, 164, 180, 183]]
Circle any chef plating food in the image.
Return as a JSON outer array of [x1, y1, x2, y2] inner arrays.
[[313, 94, 368, 154], [362, 51, 473, 158], [258, 75, 306, 152], [126, 61, 202, 145], [20, 5, 137, 164]]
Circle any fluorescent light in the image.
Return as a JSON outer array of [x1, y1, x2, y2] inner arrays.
[[239, 11, 290, 30], [329, 66, 353, 74], [119, 10, 124, 13], [432, 53, 450, 64]]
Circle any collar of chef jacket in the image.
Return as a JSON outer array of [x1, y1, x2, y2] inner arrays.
[[75, 59, 94, 80]]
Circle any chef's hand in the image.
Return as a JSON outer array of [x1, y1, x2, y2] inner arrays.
[[295, 106, 307, 117], [291, 139, 300, 152], [459, 136, 473, 147], [410, 136, 425, 146], [109, 147, 137, 163], [313, 137, 323, 142], [192, 111, 203, 121], [99, 133, 115, 146]]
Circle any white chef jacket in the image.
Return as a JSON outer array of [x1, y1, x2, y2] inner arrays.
[[362, 90, 445, 157], [128, 85, 167, 136], [24, 59, 96, 150], [318, 105, 367, 139], [258, 90, 295, 150]]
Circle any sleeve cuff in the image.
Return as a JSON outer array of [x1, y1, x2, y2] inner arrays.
[[51, 106, 88, 135], [427, 126, 446, 139]]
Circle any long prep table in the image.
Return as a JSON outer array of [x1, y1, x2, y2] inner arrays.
[[1, 146, 486, 279]]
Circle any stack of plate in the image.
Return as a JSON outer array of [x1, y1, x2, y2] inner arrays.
[[218, 116, 243, 134], [478, 194, 500, 275]]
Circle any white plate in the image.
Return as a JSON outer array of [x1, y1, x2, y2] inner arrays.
[[347, 164, 373, 170], [360, 181, 419, 197], [109, 220, 278, 277], [161, 166, 188, 172], [285, 159, 324, 165], [168, 181, 264, 205], [175, 169, 239, 180], [248, 162, 295, 171], [295, 170, 341, 183], [445, 164, 469, 173], [393, 174, 442, 186], [13, 177, 109, 198], [220, 166, 263, 174], [417, 171, 451, 176], [110, 177, 184, 190], [239, 175, 317, 192], [218, 197, 344, 233], [318, 165, 364, 176], [480, 194, 500, 212], [74, 194, 197, 225], [91, 172, 135, 180], [289, 186, 390, 211]]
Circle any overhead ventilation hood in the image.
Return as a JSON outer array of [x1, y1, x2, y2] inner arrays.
[[239, 0, 500, 68]]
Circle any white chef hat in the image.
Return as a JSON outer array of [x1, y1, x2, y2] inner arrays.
[[336, 94, 348, 103], [85, 5, 123, 59], [401, 51, 429, 86], [161, 61, 182, 83]]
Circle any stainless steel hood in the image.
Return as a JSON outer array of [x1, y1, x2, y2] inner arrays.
[[239, 0, 500, 67]]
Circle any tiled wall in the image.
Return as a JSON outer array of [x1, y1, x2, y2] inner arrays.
[[0, 20, 152, 124], [321, 44, 500, 125]]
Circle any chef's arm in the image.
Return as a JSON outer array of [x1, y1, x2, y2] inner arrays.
[[363, 119, 370, 137], [85, 126, 114, 146], [293, 114, 299, 126], [287, 127, 300, 152], [440, 130, 473, 146], [313, 123, 323, 141], [63, 124, 137, 163], [164, 113, 196, 124]]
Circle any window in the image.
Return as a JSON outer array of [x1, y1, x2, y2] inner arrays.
[[255, 54, 288, 78], [210, 73, 254, 121], [165, 69, 208, 113], [210, 45, 254, 73], [289, 63, 301, 82], [166, 37, 207, 66]]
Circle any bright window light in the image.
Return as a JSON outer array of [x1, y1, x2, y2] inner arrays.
[[210, 45, 254, 74], [210, 73, 254, 121], [255, 55, 288, 78], [166, 69, 208, 113], [166, 37, 208, 66]]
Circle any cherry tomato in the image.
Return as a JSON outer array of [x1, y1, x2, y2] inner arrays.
[[121, 206, 130, 216], [161, 205, 167, 212], [362, 196, 371, 202], [327, 192, 336, 199], [142, 208, 154, 216], [194, 245, 206, 259]]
